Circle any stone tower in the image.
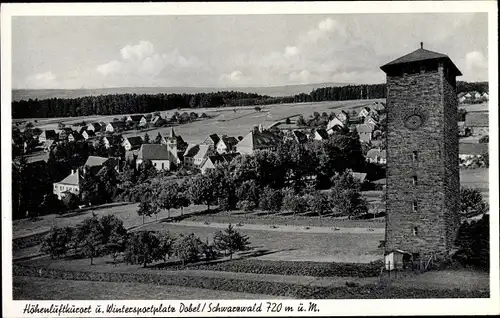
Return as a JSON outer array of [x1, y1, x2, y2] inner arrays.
[[165, 128, 180, 165], [380, 43, 462, 261]]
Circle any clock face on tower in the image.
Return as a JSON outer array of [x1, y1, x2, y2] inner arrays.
[[405, 114, 423, 130]]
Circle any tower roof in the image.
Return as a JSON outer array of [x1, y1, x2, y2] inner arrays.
[[380, 44, 462, 76]]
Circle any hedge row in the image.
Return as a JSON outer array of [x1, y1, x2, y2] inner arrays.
[[163, 259, 385, 278], [13, 264, 488, 299], [13, 231, 49, 251]]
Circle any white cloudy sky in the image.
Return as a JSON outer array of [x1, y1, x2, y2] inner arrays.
[[12, 13, 488, 89]]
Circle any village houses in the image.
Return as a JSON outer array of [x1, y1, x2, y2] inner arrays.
[[235, 127, 282, 155], [86, 122, 103, 132], [136, 144, 173, 171], [53, 169, 81, 200], [122, 136, 143, 151], [366, 148, 387, 164], [39, 130, 57, 143], [313, 128, 329, 141], [200, 153, 240, 175], [82, 130, 96, 140], [106, 121, 127, 133], [184, 144, 213, 168], [355, 123, 375, 143], [83, 156, 120, 175], [216, 135, 239, 154]]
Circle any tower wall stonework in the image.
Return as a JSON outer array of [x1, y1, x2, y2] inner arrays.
[[442, 70, 461, 250], [385, 64, 459, 260]]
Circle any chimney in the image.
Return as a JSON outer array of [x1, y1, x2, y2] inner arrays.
[[71, 169, 75, 175], [420, 42, 423, 49]]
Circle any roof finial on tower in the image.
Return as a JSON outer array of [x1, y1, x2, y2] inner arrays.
[[420, 42, 423, 49]]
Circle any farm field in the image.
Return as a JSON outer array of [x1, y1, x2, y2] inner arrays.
[[460, 102, 489, 112], [18, 99, 383, 144], [13, 276, 283, 300], [137, 224, 384, 263]]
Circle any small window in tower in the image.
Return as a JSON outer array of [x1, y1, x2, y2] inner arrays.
[[412, 175, 418, 185], [412, 201, 418, 212], [412, 151, 418, 161], [413, 227, 419, 236]]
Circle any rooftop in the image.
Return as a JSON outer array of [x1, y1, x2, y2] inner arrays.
[[138, 144, 172, 160], [380, 44, 462, 76], [56, 169, 80, 186]]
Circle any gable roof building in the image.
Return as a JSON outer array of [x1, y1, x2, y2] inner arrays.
[[127, 115, 145, 123], [106, 121, 127, 132], [216, 135, 239, 154], [122, 136, 143, 151], [366, 148, 387, 164], [183, 144, 213, 167], [87, 122, 103, 132], [202, 134, 221, 147], [314, 128, 329, 140], [39, 130, 57, 141], [235, 130, 282, 155], [200, 153, 241, 175], [53, 169, 81, 200]]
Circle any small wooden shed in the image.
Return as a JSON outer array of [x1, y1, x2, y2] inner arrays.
[[384, 249, 411, 271]]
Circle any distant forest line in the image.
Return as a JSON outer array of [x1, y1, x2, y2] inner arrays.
[[12, 81, 488, 119]]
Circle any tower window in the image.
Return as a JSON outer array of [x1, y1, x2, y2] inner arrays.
[[412, 151, 418, 161], [412, 201, 418, 212], [413, 227, 419, 236], [412, 175, 418, 185]]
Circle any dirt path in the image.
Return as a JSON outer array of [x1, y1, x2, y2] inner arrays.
[[159, 220, 384, 234]]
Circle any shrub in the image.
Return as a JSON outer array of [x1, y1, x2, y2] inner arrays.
[[74, 216, 104, 265], [460, 187, 487, 218], [454, 214, 489, 269], [174, 233, 204, 265], [213, 224, 251, 260], [124, 231, 161, 268], [236, 200, 255, 212], [40, 226, 74, 259]]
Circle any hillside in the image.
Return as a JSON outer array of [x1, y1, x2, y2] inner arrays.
[[12, 82, 349, 101]]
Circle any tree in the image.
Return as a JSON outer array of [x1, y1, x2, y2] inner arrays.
[[296, 115, 306, 126], [213, 224, 251, 260], [329, 173, 368, 219], [155, 231, 176, 263], [187, 174, 216, 211], [282, 188, 306, 218], [80, 168, 103, 205], [259, 186, 283, 216], [236, 179, 260, 208], [41, 226, 74, 259], [460, 187, 487, 218], [454, 214, 489, 269], [99, 214, 128, 260], [174, 233, 204, 266], [285, 117, 291, 124], [254, 106, 262, 112], [124, 231, 161, 268], [154, 132, 163, 144], [307, 192, 330, 224], [137, 197, 158, 224], [143, 133, 150, 144], [62, 192, 80, 211], [74, 216, 103, 265], [137, 160, 157, 183], [157, 181, 179, 219], [209, 164, 237, 211]]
